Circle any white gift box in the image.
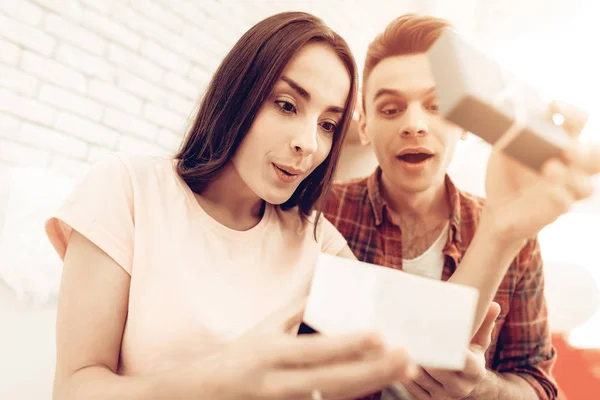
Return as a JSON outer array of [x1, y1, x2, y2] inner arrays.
[[427, 30, 576, 171], [304, 254, 479, 370]]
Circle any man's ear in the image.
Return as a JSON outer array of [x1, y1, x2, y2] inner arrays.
[[358, 110, 370, 146]]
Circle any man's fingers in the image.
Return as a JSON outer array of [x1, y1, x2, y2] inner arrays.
[[422, 367, 454, 387], [403, 378, 432, 400], [563, 142, 600, 176], [471, 302, 501, 348], [487, 301, 501, 323], [541, 160, 583, 212], [549, 100, 588, 138], [411, 368, 443, 398], [565, 166, 595, 201], [459, 350, 487, 381], [424, 365, 482, 398]]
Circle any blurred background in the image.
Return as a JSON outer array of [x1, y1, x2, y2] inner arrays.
[[0, 0, 598, 398]]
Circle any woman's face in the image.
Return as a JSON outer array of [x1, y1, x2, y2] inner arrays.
[[231, 42, 351, 205]]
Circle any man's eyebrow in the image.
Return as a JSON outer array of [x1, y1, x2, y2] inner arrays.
[[373, 88, 403, 101], [373, 87, 436, 101]]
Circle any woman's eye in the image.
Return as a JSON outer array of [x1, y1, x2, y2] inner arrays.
[[320, 121, 337, 133], [275, 100, 297, 114], [427, 104, 439, 113], [381, 108, 398, 116]]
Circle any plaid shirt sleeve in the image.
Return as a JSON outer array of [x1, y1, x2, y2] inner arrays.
[[494, 238, 558, 400]]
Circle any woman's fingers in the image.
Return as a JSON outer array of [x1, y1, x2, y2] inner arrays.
[[272, 332, 385, 367], [276, 347, 417, 400]]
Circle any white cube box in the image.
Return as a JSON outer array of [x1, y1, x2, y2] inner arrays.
[[426, 30, 574, 171], [304, 254, 479, 370]]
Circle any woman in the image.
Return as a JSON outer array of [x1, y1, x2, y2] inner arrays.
[[46, 11, 598, 400], [46, 12, 415, 400]]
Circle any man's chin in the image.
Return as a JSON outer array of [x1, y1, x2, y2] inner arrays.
[[386, 176, 435, 195], [398, 183, 434, 195]]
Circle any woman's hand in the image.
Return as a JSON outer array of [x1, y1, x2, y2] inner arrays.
[[195, 298, 418, 400]]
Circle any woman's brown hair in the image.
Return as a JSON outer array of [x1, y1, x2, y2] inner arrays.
[[175, 11, 357, 234]]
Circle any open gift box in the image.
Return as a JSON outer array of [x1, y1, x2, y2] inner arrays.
[[426, 29, 582, 171], [303, 254, 479, 371]]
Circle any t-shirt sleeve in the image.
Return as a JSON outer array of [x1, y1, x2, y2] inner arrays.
[[45, 155, 135, 275], [317, 214, 348, 255]]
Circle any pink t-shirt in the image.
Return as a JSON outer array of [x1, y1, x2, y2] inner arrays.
[[45, 154, 347, 376]]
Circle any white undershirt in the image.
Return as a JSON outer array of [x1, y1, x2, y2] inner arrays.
[[381, 224, 449, 400], [402, 222, 449, 280]]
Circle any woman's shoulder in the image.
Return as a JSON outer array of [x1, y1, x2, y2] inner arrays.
[[108, 153, 173, 177], [270, 207, 332, 240], [93, 153, 181, 190]]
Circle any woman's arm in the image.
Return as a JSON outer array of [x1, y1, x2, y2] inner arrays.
[[54, 230, 416, 400], [53, 229, 213, 400]]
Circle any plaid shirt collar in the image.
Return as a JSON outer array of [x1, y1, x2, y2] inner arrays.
[[366, 167, 464, 246]]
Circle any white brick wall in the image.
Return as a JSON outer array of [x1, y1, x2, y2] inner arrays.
[[55, 44, 113, 82], [0, 40, 21, 65], [103, 108, 158, 141], [0, 65, 39, 96], [54, 113, 119, 148], [0, 89, 57, 125], [0, 0, 425, 179], [21, 51, 88, 93], [39, 84, 104, 121], [0, 13, 56, 56], [2, 0, 45, 26]]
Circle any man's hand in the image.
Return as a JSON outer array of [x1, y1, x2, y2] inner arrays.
[[483, 100, 600, 246], [399, 302, 501, 399]]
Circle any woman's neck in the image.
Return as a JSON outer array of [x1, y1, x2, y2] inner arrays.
[[194, 162, 265, 231]]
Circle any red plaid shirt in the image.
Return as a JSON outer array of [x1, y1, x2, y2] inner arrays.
[[323, 168, 558, 400]]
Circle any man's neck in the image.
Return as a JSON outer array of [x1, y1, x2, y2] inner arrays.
[[380, 174, 451, 260], [380, 175, 449, 223]]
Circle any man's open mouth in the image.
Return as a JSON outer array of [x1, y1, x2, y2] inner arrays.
[[397, 153, 434, 163]]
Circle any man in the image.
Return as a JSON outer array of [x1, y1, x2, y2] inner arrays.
[[325, 14, 565, 399]]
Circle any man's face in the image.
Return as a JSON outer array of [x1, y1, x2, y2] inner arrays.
[[361, 53, 464, 195]]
